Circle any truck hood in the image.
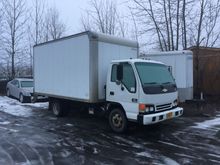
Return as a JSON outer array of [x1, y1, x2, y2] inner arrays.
[[139, 91, 178, 106]]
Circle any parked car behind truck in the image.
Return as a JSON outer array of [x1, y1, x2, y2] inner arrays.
[[6, 78, 34, 103], [6, 78, 47, 103], [33, 31, 183, 133]]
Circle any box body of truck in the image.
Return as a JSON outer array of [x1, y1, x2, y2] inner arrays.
[[34, 31, 138, 103]]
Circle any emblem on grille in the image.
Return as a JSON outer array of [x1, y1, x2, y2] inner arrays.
[[162, 88, 168, 92]]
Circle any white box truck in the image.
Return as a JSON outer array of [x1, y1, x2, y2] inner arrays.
[[140, 51, 193, 102], [34, 31, 183, 133]]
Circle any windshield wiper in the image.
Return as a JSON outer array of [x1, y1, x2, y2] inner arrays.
[[162, 82, 173, 84]]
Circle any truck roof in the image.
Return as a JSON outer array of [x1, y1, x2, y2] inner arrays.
[[111, 58, 164, 65], [15, 78, 33, 82], [34, 31, 138, 48], [140, 50, 192, 57]]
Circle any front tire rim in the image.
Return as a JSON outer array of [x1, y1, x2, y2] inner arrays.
[[112, 113, 123, 128]]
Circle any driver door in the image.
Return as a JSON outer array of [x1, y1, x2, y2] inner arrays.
[[107, 63, 138, 120]]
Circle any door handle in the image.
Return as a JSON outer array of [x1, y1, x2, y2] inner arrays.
[[110, 91, 114, 95], [132, 98, 138, 103]]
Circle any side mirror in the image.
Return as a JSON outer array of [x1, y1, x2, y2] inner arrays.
[[116, 64, 123, 82]]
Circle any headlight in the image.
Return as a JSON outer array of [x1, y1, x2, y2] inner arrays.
[[139, 104, 155, 113], [173, 100, 178, 107]]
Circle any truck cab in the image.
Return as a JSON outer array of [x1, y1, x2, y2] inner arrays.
[[106, 59, 183, 132]]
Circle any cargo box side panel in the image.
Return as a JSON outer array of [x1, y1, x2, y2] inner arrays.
[[34, 35, 90, 101], [98, 42, 138, 100]]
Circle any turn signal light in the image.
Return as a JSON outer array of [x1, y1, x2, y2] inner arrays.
[[139, 104, 155, 113], [139, 104, 146, 112]]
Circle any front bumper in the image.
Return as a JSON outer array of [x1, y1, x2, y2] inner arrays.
[[137, 107, 183, 125], [31, 95, 48, 103]]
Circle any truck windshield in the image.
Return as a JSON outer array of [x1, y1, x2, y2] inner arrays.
[[135, 62, 176, 94], [21, 81, 33, 88]]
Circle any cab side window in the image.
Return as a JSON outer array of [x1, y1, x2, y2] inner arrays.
[[111, 64, 117, 82], [111, 63, 136, 93], [122, 63, 136, 93], [15, 80, 20, 88]]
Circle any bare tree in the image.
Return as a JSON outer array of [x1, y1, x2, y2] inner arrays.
[[196, 0, 206, 47], [29, 0, 46, 45], [131, 0, 220, 51], [43, 7, 66, 41], [129, 9, 139, 42], [182, 0, 187, 49], [26, 0, 46, 76], [176, 0, 180, 50], [0, 3, 4, 52], [81, 0, 127, 37], [203, 0, 220, 47], [1, 0, 28, 79]]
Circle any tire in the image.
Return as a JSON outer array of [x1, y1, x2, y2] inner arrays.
[[19, 93, 25, 103], [6, 89, 10, 97], [51, 100, 64, 117], [109, 108, 128, 133]]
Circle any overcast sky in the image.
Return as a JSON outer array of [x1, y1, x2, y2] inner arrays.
[[46, 0, 90, 34], [46, 0, 128, 35]]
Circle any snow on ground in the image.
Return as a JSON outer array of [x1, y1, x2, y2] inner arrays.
[[0, 96, 48, 117], [0, 121, 10, 125], [162, 156, 181, 165], [192, 116, 220, 131]]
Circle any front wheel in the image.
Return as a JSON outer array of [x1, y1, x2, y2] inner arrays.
[[19, 94, 25, 103], [109, 108, 128, 133]]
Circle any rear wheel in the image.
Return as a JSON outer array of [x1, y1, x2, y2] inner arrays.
[[6, 89, 10, 97], [109, 108, 128, 133]]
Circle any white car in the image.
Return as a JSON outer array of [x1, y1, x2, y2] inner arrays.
[[6, 78, 46, 103]]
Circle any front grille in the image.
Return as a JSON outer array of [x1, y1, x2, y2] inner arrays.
[[156, 103, 172, 111]]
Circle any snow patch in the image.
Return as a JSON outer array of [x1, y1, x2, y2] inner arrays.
[[60, 150, 71, 158], [208, 153, 220, 158], [0, 96, 48, 117], [0, 126, 19, 133], [136, 151, 152, 158], [158, 141, 191, 150], [76, 146, 84, 152], [162, 156, 180, 165], [192, 117, 220, 131], [114, 136, 143, 149], [87, 141, 98, 146], [0, 121, 10, 125], [65, 123, 74, 127], [93, 148, 99, 154]]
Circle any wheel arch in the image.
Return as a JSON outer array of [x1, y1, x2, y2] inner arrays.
[[106, 102, 127, 118]]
